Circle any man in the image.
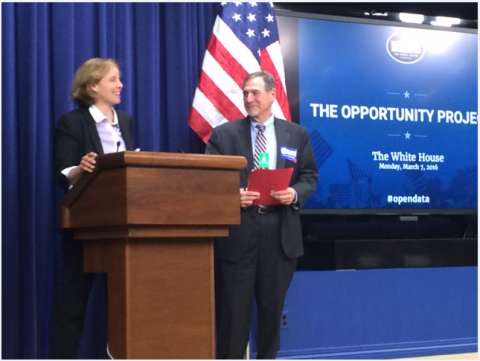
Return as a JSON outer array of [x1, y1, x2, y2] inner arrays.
[[206, 71, 318, 359]]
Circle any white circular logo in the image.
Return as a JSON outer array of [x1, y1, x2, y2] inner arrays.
[[386, 33, 425, 64]]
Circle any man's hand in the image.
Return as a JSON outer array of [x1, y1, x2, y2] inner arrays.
[[240, 188, 260, 208], [271, 187, 296, 205]]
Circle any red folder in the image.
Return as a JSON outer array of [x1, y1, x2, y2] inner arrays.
[[248, 168, 294, 205]]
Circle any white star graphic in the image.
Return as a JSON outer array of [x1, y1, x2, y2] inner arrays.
[[232, 13, 241, 22], [247, 13, 256, 22], [234, 1, 242, 6], [249, 2, 258, 7], [221, 2, 228, 6], [405, 131, 411, 139], [246, 29, 255, 38], [262, 28, 270, 37], [404, 91, 410, 99], [266, 14, 274, 22]]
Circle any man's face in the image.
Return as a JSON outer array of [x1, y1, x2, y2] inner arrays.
[[243, 76, 276, 123]]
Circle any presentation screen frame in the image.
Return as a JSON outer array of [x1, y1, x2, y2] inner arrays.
[[276, 10, 478, 216]]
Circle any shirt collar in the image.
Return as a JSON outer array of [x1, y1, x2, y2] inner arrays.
[[89, 105, 119, 126], [250, 114, 275, 129]]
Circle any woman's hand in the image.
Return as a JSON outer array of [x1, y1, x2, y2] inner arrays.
[[78, 152, 98, 173], [68, 152, 98, 186]]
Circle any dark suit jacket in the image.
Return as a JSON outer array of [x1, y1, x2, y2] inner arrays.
[[206, 116, 318, 261], [53, 107, 133, 190]]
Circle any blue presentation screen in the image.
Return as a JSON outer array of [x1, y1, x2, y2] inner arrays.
[[295, 18, 478, 212]]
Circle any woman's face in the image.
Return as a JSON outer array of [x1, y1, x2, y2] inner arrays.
[[91, 66, 123, 107]]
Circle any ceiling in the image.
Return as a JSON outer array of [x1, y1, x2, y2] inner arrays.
[[274, 2, 478, 28]]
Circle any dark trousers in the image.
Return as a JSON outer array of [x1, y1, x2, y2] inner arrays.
[[49, 230, 96, 359], [214, 211, 298, 359]]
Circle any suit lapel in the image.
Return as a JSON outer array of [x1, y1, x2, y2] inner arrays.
[[274, 117, 290, 169], [238, 117, 254, 178], [83, 108, 104, 155], [118, 112, 132, 150]]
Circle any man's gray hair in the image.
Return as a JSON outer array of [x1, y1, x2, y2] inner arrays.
[[243, 71, 276, 91]]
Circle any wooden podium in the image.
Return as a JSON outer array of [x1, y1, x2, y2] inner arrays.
[[61, 151, 247, 359]]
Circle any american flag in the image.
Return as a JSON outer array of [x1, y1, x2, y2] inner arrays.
[[188, 1, 291, 143]]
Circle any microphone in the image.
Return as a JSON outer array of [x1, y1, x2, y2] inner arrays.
[[116, 141, 121, 152]]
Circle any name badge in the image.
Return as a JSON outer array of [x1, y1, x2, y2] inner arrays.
[[280, 146, 297, 162]]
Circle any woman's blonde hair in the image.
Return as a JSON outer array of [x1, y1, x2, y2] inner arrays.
[[71, 58, 119, 108]]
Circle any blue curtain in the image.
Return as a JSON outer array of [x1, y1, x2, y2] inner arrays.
[[1, 2, 220, 358]]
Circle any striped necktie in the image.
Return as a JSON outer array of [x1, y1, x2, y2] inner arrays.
[[253, 124, 267, 169]]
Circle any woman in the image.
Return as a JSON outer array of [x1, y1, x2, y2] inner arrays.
[[53, 58, 133, 189], [50, 58, 133, 358]]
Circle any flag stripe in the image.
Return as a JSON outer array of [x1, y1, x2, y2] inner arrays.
[[188, 107, 213, 143], [207, 34, 248, 89], [267, 42, 288, 91], [198, 70, 245, 121], [201, 50, 246, 117], [191, 87, 229, 129], [214, 17, 260, 75], [261, 47, 291, 120]]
